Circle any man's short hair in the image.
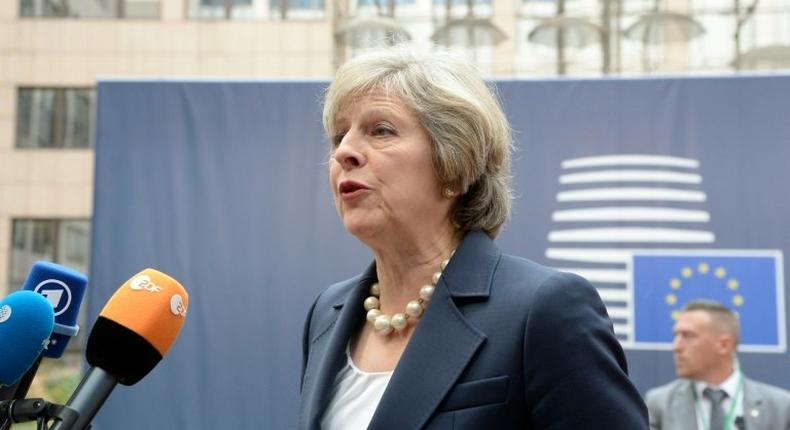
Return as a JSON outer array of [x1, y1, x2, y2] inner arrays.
[[682, 299, 741, 345]]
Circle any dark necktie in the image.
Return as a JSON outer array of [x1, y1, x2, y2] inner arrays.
[[703, 387, 728, 430]]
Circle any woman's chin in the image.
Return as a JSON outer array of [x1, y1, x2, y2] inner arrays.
[[343, 217, 385, 241]]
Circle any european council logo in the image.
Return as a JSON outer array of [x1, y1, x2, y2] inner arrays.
[[545, 154, 787, 352], [631, 250, 786, 352]]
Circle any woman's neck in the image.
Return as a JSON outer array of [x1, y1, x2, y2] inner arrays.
[[370, 227, 459, 313]]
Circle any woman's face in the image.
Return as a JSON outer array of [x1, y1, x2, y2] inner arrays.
[[329, 90, 451, 242]]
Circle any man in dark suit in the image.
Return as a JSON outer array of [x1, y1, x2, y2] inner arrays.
[[646, 300, 790, 430]]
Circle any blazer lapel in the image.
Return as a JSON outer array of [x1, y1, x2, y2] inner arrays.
[[368, 231, 499, 430], [670, 381, 698, 429], [302, 266, 374, 430], [743, 378, 767, 430]]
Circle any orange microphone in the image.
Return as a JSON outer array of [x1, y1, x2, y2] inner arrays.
[[49, 269, 188, 430]]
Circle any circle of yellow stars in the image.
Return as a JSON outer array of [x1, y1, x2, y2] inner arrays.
[[666, 262, 743, 320]]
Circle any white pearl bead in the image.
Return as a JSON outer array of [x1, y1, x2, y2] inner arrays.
[[374, 315, 393, 335], [361, 248, 455, 336], [366, 309, 382, 323], [405, 300, 423, 318], [391, 313, 408, 331], [419, 285, 435, 301]]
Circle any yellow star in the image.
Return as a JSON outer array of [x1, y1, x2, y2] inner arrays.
[[728, 279, 739, 290], [666, 294, 677, 305], [698, 262, 710, 274], [715, 267, 726, 278], [671, 310, 681, 320], [682, 267, 693, 278], [732, 295, 744, 306], [670, 278, 681, 289]]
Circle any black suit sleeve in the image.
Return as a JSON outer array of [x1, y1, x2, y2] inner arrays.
[[523, 272, 648, 429], [300, 296, 318, 394]]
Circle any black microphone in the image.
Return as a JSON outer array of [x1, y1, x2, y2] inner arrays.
[[48, 268, 188, 430]]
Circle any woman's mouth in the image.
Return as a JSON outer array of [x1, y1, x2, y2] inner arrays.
[[339, 180, 370, 199]]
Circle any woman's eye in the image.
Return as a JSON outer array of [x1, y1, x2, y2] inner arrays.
[[372, 124, 394, 136], [332, 133, 345, 147]]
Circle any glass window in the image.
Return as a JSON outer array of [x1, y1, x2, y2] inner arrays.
[[356, 0, 414, 7], [58, 221, 91, 269], [188, 0, 324, 19], [188, 0, 259, 19], [432, 0, 493, 25], [433, 0, 490, 5], [201, 0, 252, 5], [271, 0, 324, 13], [16, 88, 94, 149], [20, 0, 160, 18], [9, 219, 91, 293], [270, 0, 325, 18]]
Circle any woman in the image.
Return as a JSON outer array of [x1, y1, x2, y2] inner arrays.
[[300, 47, 647, 429]]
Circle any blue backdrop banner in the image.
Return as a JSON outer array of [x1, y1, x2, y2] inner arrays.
[[91, 75, 790, 429], [632, 251, 784, 350]]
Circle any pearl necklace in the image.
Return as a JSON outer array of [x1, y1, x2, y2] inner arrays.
[[363, 251, 454, 336]]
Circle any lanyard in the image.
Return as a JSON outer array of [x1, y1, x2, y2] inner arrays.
[[694, 374, 743, 430]]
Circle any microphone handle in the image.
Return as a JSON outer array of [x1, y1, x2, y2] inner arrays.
[[50, 367, 117, 430], [13, 355, 43, 400], [0, 355, 43, 430], [0, 355, 43, 402], [0, 385, 16, 402], [0, 406, 9, 430]]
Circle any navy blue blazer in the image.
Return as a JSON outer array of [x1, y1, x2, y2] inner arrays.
[[300, 231, 648, 429]]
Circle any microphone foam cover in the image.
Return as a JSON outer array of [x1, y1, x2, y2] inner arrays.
[[22, 261, 88, 359], [0, 291, 55, 386], [86, 269, 188, 385], [87, 316, 162, 386]]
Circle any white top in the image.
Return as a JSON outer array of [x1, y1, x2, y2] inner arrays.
[[321, 347, 393, 430], [693, 370, 744, 430]]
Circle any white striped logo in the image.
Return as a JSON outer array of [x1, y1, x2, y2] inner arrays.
[[545, 154, 714, 346]]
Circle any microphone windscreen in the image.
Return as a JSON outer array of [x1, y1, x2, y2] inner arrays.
[[0, 291, 55, 386], [22, 261, 88, 358], [86, 269, 188, 385]]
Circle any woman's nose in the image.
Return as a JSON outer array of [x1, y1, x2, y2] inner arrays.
[[333, 133, 365, 170]]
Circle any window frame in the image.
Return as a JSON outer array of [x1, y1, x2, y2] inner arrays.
[[15, 86, 95, 150]]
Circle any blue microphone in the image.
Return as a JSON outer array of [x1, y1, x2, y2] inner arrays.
[[21, 261, 88, 359], [0, 291, 54, 387], [0, 262, 88, 407]]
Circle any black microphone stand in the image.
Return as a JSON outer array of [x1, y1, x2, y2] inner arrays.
[[0, 398, 80, 430], [11, 356, 43, 401], [0, 356, 43, 402]]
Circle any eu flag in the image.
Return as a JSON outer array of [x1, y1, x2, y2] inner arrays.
[[632, 252, 784, 350]]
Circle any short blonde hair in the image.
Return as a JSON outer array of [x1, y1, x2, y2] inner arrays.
[[682, 300, 741, 346], [323, 47, 513, 238]]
